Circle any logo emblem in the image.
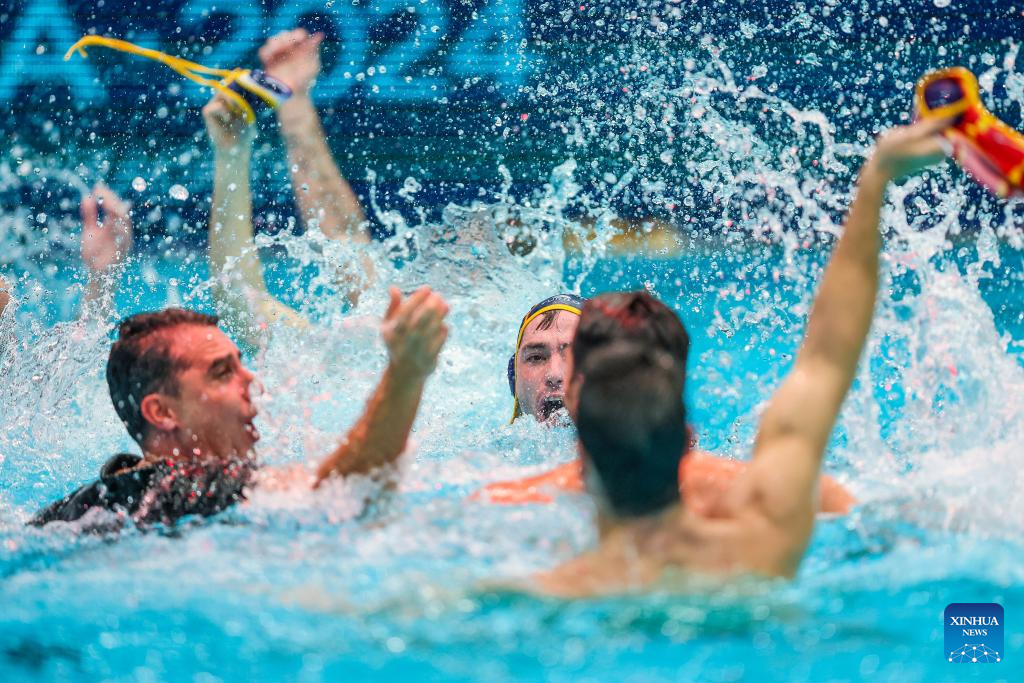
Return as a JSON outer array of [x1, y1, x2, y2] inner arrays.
[[945, 603, 1003, 663]]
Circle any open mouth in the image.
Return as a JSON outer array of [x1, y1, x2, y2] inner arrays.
[[539, 396, 565, 421], [243, 419, 260, 443]]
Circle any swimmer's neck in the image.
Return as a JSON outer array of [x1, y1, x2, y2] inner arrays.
[[139, 433, 247, 466], [596, 503, 683, 543]]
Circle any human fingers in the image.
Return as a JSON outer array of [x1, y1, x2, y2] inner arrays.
[[389, 288, 433, 338], [80, 193, 99, 232], [202, 95, 235, 126], [384, 286, 401, 320], [394, 286, 432, 320], [426, 324, 449, 358], [260, 30, 295, 60], [93, 182, 129, 220], [406, 292, 449, 332], [914, 114, 957, 138], [271, 28, 307, 57]]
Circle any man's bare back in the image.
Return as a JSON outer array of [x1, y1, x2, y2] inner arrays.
[[480, 451, 855, 515], [527, 118, 954, 597]]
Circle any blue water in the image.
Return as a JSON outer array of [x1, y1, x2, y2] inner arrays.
[[2, 235, 1023, 681]]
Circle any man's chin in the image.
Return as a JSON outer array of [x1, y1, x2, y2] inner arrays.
[[244, 421, 261, 444]]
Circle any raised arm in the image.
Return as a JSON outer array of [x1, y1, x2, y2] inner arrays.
[[0, 275, 10, 317], [80, 183, 132, 317], [748, 117, 952, 523], [203, 95, 306, 342], [260, 29, 375, 299], [315, 286, 448, 484]]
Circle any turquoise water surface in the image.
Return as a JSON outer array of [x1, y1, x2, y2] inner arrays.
[[1, 228, 1022, 681]]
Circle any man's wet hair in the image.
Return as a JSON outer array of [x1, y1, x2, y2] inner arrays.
[[576, 341, 687, 517], [572, 291, 690, 517], [572, 291, 689, 379], [533, 308, 560, 332], [106, 308, 219, 445]]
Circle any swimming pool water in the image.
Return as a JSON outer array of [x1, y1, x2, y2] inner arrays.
[[5, 2, 1024, 674], [1, 232, 1022, 681]]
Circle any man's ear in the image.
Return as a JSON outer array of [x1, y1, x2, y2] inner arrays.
[[565, 372, 583, 421], [139, 393, 179, 434]]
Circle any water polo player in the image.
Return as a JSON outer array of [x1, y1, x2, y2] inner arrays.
[[507, 294, 585, 424], [489, 293, 855, 514], [530, 117, 954, 595]]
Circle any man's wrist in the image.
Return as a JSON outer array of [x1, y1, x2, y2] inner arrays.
[[386, 357, 432, 387], [859, 157, 893, 193], [276, 93, 317, 128], [213, 147, 253, 166]]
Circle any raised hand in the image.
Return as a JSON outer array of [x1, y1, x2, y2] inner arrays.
[[381, 286, 450, 380], [80, 182, 132, 274], [0, 275, 10, 317], [203, 94, 256, 153], [259, 29, 324, 96], [871, 116, 955, 181]]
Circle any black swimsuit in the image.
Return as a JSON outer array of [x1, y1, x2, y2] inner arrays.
[[30, 453, 253, 528]]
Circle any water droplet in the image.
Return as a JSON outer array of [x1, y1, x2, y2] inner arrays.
[[933, 0, 951, 7], [169, 184, 189, 201], [402, 177, 422, 194], [132, 177, 147, 192]]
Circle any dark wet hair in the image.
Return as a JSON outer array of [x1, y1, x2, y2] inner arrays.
[[576, 341, 687, 517], [573, 291, 689, 375], [572, 291, 690, 517], [106, 308, 219, 445]]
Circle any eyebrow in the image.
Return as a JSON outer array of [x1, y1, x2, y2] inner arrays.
[[207, 353, 237, 375], [520, 342, 551, 354]]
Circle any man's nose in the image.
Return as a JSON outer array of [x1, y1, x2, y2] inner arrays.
[[239, 365, 257, 393], [545, 356, 565, 389]]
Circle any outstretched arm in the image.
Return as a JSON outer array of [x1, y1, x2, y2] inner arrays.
[[315, 286, 448, 484], [0, 275, 10, 317], [749, 117, 952, 524], [261, 29, 374, 299], [203, 95, 306, 342], [80, 183, 132, 317]]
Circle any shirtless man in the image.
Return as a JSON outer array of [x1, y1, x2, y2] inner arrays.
[[532, 117, 953, 595], [488, 296, 854, 513]]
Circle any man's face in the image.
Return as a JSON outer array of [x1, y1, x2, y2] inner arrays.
[[156, 325, 259, 459], [515, 310, 579, 422]]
